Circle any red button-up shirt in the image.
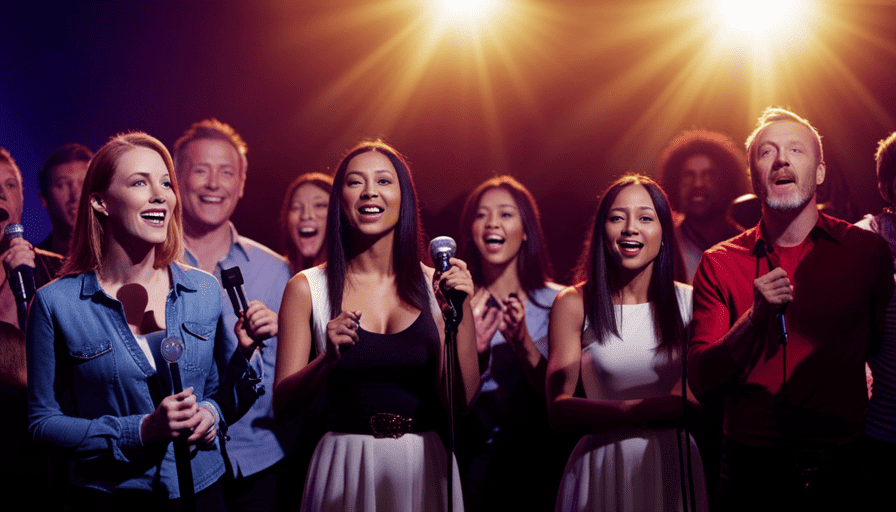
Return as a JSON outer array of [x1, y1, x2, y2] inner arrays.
[[689, 212, 893, 447]]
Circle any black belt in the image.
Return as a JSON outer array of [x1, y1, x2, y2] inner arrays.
[[329, 413, 432, 438]]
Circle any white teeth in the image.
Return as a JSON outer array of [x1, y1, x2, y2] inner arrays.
[[142, 212, 165, 220], [619, 241, 642, 248], [360, 207, 383, 214], [300, 227, 317, 234], [485, 237, 504, 244], [200, 196, 223, 203]]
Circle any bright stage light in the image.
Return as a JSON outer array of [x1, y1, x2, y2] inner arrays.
[[718, 0, 787, 34], [443, 0, 492, 15], [431, 0, 506, 31], [713, 0, 815, 39]]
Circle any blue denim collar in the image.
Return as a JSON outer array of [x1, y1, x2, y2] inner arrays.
[[78, 263, 199, 300]]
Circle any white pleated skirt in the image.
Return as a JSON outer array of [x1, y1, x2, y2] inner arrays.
[[301, 431, 464, 512], [555, 428, 708, 512]]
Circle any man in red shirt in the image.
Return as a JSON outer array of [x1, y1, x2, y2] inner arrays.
[[689, 108, 893, 510]]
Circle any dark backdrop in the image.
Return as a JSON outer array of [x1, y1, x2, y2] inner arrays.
[[3, 1, 895, 281]]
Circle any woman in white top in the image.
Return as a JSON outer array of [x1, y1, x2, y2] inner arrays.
[[547, 175, 707, 512]]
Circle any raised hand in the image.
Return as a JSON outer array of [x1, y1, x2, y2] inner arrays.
[[433, 257, 474, 315], [752, 267, 792, 321], [471, 288, 502, 353], [235, 300, 279, 356], [499, 293, 529, 352], [325, 310, 361, 361]]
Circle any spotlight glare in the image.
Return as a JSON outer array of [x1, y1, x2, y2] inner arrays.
[[715, 0, 811, 37], [436, 0, 503, 26]]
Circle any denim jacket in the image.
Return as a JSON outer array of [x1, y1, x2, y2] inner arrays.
[[26, 263, 253, 498]]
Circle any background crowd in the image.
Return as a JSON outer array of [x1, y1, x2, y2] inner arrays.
[[2, 104, 895, 511]]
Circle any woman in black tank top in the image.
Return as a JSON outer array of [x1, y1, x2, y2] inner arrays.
[[274, 140, 479, 511]]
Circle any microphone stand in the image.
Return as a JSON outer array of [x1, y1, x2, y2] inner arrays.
[[677, 334, 696, 512], [442, 298, 461, 512], [161, 337, 196, 512]]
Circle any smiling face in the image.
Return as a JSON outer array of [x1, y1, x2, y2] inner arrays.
[[178, 138, 245, 232], [604, 184, 662, 276], [340, 150, 401, 237], [471, 186, 526, 268], [288, 182, 329, 262], [751, 120, 825, 211], [92, 147, 175, 247], [43, 160, 88, 232]]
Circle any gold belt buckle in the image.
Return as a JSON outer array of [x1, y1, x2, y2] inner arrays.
[[370, 412, 412, 438]]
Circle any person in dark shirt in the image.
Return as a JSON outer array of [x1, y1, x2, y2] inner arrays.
[[688, 108, 893, 511]]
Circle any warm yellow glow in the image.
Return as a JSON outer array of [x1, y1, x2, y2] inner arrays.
[[427, 0, 508, 36], [717, 0, 792, 34], [713, 0, 815, 40], [551, 0, 896, 176], [441, 0, 498, 17], [272, 0, 896, 187], [280, 0, 556, 170]]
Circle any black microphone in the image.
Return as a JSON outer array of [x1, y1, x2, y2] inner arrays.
[[221, 266, 250, 317], [754, 239, 788, 343], [4, 224, 36, 331], [221, 266, 264, 394], [429, 236, 466, 325], [160, 337, 196, 511]]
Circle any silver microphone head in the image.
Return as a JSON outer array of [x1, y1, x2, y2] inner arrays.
[[429, 236, 456, 273], [4, 223, 24, 239], [160, 337, 185, 364]]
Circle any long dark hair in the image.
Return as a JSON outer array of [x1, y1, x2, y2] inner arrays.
[[325, 140, 428, 318], [574, 175, 683, 352], [459, 175, 555, 306]]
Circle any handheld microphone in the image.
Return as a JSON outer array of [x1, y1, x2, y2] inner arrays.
[[221, 266, 249, 317], [4, 224, 36, 331], [429, 236, 455, 273], [160, 337, 196, 510], [161, 337, 186, 393], [220, 266, 264, 394], [429, 236, 466, 326], [754, 239, 788, 343]]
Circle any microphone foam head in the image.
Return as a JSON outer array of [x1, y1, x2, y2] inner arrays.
[[4, 223, 24, 239], [160, 337, 185, 363]]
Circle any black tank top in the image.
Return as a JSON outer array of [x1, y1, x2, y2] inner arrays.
[[326, 311, 442, 429]]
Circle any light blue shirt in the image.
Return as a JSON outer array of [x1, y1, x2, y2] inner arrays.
[[480, 286, 560, 395], [184, 223, 291, 477]]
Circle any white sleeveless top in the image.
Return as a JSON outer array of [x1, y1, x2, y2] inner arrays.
[[299, 265, 440, 356]]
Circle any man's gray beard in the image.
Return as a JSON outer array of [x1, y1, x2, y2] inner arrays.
[[759, 182, 816, 212]]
